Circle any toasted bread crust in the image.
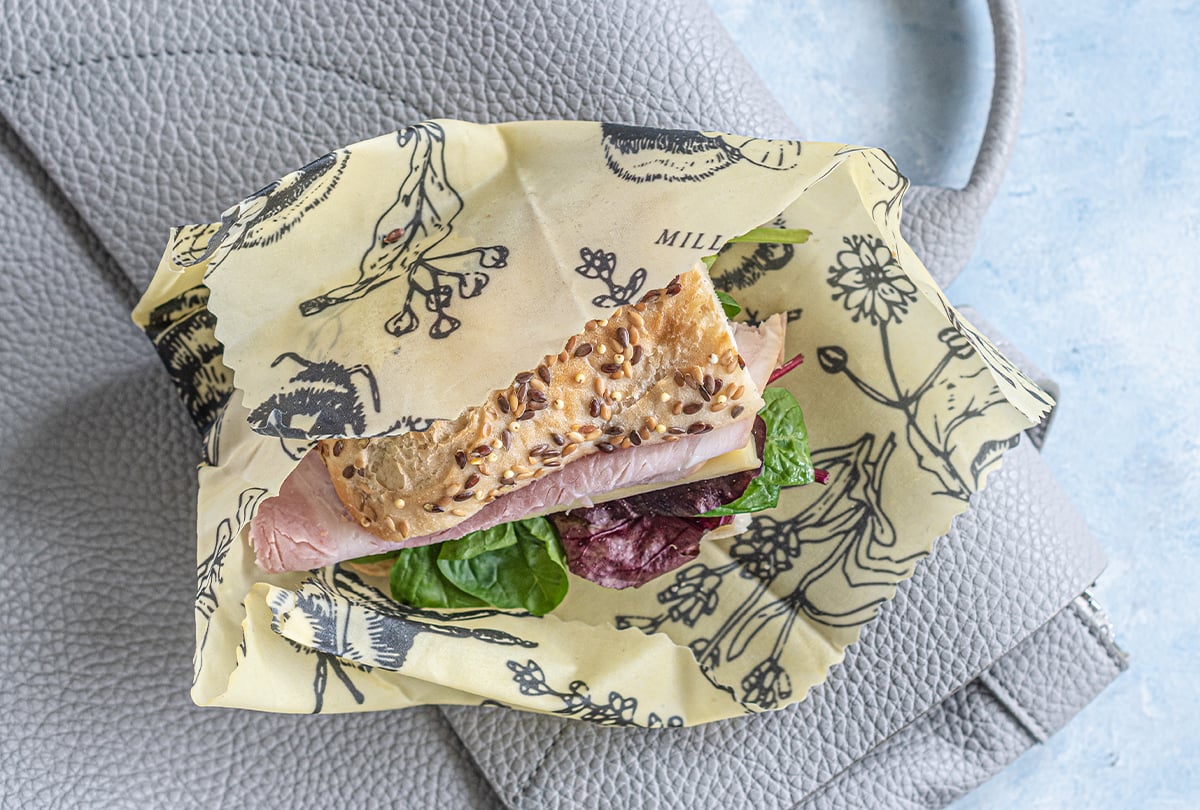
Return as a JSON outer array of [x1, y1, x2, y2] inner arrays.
[[317, 266, 764, 544]]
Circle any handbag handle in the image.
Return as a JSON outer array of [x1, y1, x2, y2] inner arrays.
[[901, 0, 1024, 288]]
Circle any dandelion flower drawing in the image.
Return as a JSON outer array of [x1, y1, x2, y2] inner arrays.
[[827, 234, 919, 325]]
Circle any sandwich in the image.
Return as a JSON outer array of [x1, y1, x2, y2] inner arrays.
[[249, 263, 816, 614]]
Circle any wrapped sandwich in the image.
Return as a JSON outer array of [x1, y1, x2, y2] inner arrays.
[[134, 119, 1049, 722], [249, 266, 815, 614]]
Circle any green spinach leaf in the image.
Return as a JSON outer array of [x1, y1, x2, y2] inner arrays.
[[701, 387, 814, 516], [437, 517, 569, 615], [726, 227, 811, 245], [388, 543, 489, 609], [379, 518, 569, 613], [703, 225, 811, 276], [437, 522, 518, 560], [715, 290, 742, 318]]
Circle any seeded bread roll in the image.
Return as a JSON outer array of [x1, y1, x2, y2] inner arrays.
[[317, 265, 765, 544]]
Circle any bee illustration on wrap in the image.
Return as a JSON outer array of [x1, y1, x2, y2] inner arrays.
[[142, 281, 233, 435], [709, 217, 798, 293], [195, 151, 350, 271], [600, 123, 804, 183], [248, 352, 381, 455], [268, 568, 538, 713]]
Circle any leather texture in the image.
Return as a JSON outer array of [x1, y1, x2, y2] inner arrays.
[[806, 597, 1125, 809], [0, 0, 1121, 807], [901, 0, 1026, 288]]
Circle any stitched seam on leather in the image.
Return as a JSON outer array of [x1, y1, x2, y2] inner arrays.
[[1068, 599, 1128, 672], [789, 597, 1102, 808], [788, 575, 1124, 808], [976, 669, 1049, 743], [513, 723, 570, 809], [0, 111, 139, 310], [432, 709, 509, 809], [0, 48, 408, 107], [792, 736, 894, 810], [790, 681, 1029, 810]]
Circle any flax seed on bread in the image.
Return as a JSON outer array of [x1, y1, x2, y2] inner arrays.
[[317, 264, 765, 544]]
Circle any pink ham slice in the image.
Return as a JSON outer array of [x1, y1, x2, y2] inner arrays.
[[250, 317, 786, 573]]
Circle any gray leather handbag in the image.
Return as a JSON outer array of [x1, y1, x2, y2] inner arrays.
[[0, 0, 1124, 807]]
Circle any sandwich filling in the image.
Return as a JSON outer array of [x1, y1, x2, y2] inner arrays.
[[251, 316, 784, 574], [250, 268, 785, 576]]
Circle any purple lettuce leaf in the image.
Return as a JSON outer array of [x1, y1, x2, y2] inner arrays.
[[550, 418, 765, 589]]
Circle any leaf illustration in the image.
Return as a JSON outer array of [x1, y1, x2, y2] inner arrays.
[[574, 247, 647, 306], [295, 123, 510, 342], [970, 434, 1022, 482]]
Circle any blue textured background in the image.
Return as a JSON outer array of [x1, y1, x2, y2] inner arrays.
[[713, 1, 1199, 806]]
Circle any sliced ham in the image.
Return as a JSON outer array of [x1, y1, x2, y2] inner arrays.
[[251, 316, 786, 573], [251, 452, 365, 573]]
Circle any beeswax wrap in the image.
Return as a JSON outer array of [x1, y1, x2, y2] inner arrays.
[[133, 120, 1051, 724]]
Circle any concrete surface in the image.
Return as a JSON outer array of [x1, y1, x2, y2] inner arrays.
[[713, 1, 1200, 806]]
